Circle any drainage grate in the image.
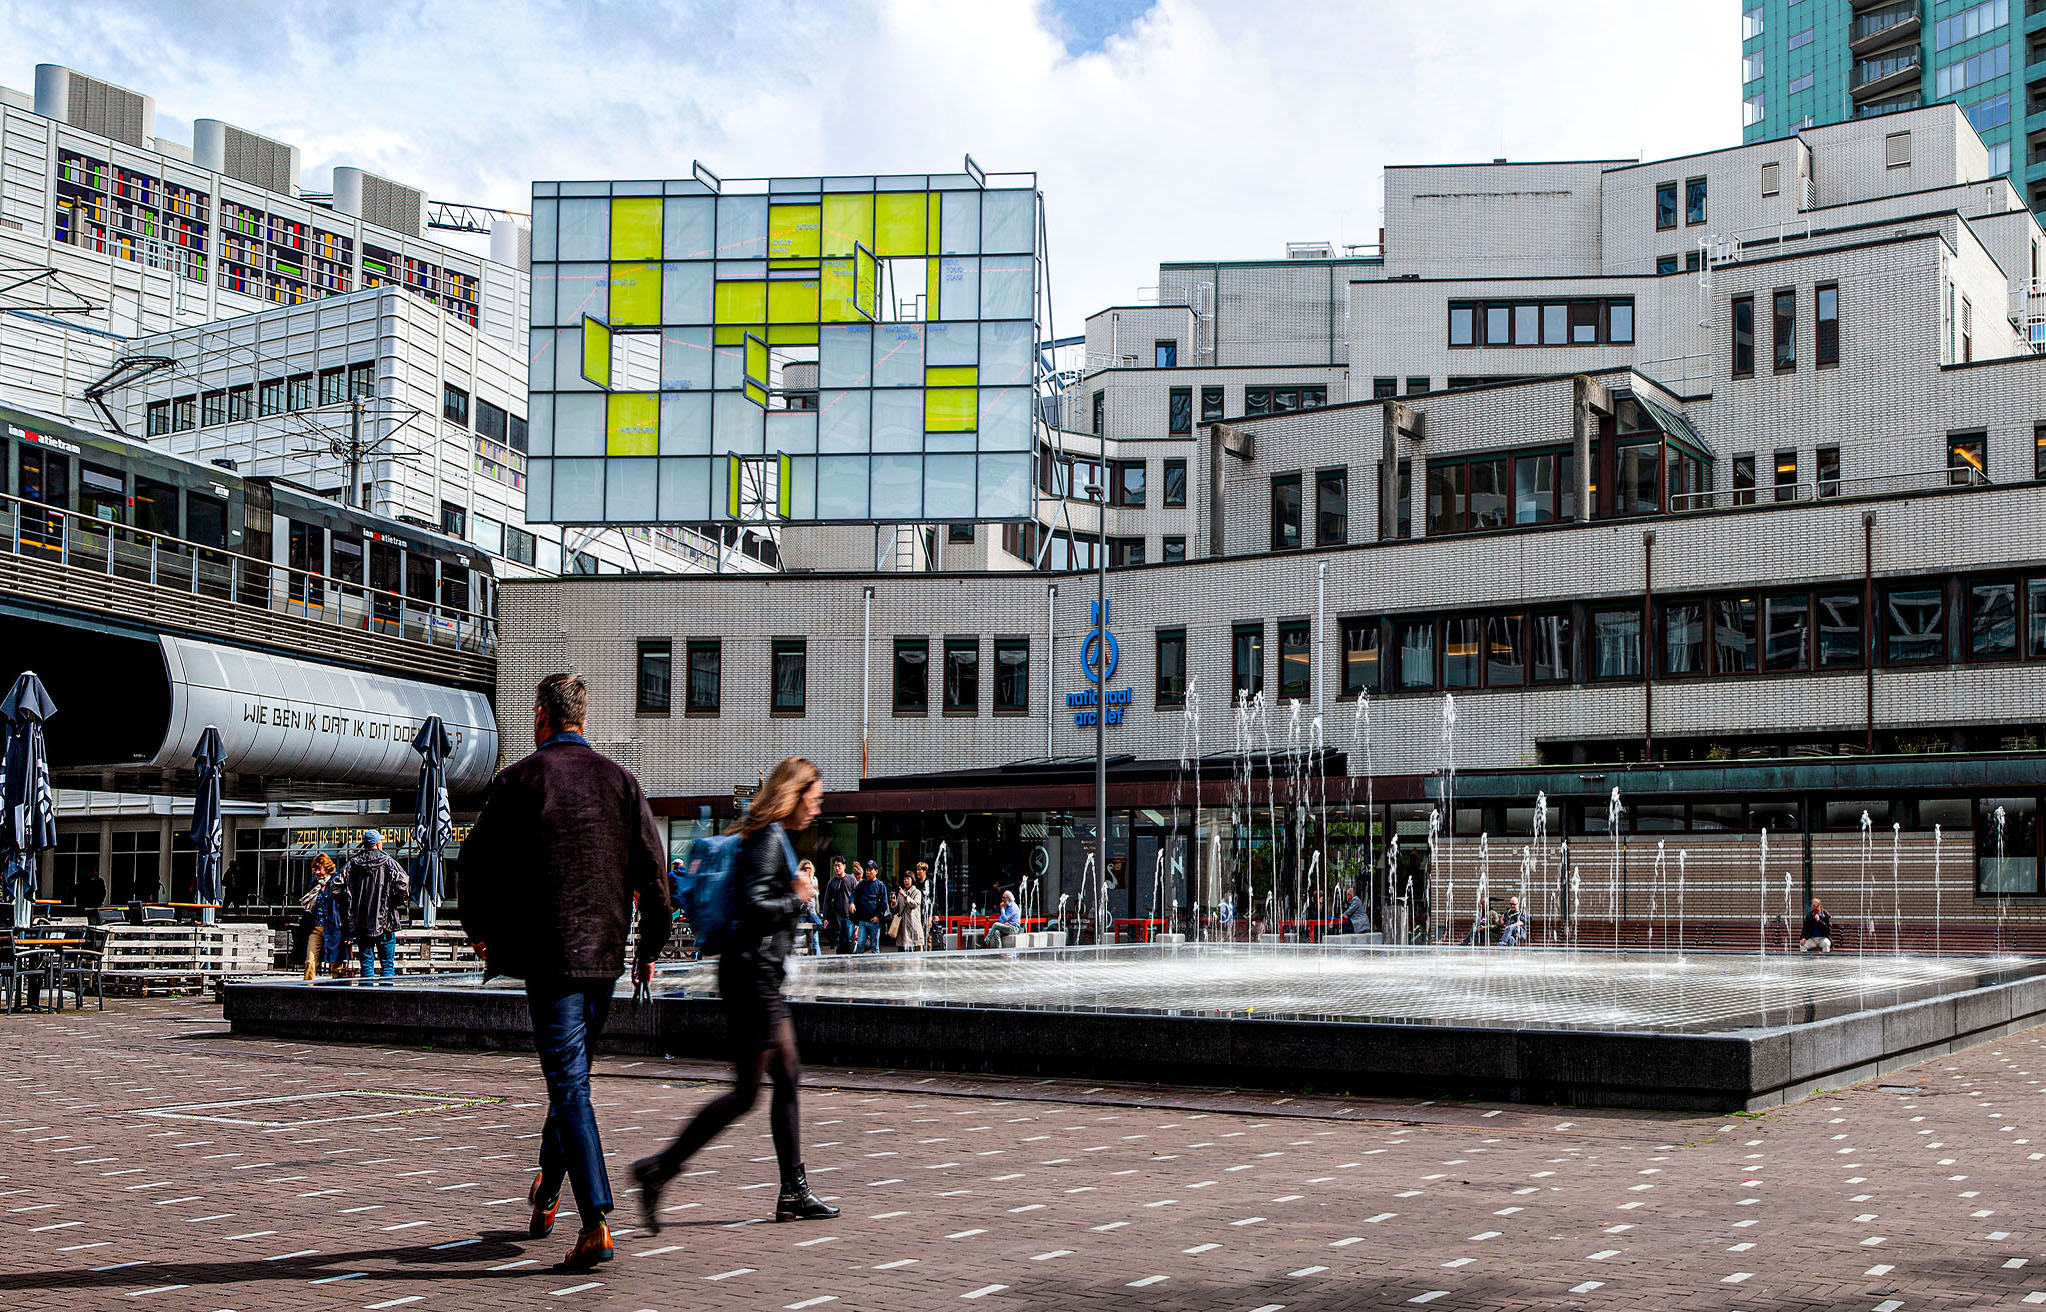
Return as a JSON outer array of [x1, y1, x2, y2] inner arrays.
[[134, 1090, 503, 1127]]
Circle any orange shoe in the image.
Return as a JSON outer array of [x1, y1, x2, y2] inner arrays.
[[527, 1172, 560, 1238], [562, 1221, 612, 1271]]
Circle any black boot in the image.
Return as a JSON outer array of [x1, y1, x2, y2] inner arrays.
[[630, 1155, 671, 1235], [775, 1164, 839, 1221]]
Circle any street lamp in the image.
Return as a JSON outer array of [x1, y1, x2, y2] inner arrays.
[[1087, 481, 1107, 941]]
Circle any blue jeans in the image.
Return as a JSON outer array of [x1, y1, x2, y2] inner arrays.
[[526, 980, 615, 1227], [854, 920, 880, 954], [358, 933, 396, 978], [797, 925, 821, 956]]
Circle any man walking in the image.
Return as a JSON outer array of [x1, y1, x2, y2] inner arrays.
[[823, 857, 856, 954], [461, 673, 671, 1271], [340, 830, 408, 980], [853, 860, 889, 954]]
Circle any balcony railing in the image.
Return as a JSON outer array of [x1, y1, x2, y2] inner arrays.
[[1849, 3, 1919, 50], [0, 490, 496, 655], [1853, 52, 1920, 89], [1669, 464, 1988, 514]]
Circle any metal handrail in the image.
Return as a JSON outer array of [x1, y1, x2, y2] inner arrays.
[[1669, 464, 1987, 513], [0, 490, 497, 655], [1850, 3, 1915, 42]]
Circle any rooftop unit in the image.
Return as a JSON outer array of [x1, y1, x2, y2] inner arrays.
[[1286, 241, 1335, 260], [193, 118, 301, 196], [33, 64, 152, 148], [333, 166, 426, 239]]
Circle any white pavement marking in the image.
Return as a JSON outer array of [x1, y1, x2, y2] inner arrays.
[[1129, 1276, 1167, 1287], [1184, 1243, 1221, 1254], [635, 1245, 682, 1257], [875, 1259, 919, 1270], [705, 1268, 756, 1281], [961, 1285, 1008, 1300], [785, 1299, 837, 1309], [1410, 1293, 1448, 1304], [1569, 1282, 1605, 1294], [363, 1298, 426, 1309], [548, 1282, 603, 1296]]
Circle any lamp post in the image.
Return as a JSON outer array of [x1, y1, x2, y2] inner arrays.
[[1088, 482, 1108, 942]]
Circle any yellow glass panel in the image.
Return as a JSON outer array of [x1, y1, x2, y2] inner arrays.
[[606, 392, 658, 455], [611, 197, 661, 261], [822, 193, 873, 256], [874, 191, 929, 256], [743, 379, 768, 408], [581, 316, 610, 388], [776, 453, 792, 518], [821, 257, 857, 322], [766, 324, 819, 345], [713, 325, 749, 345], [768, 258, 822, 271], [854, 245, 878, 320], [766, 278, 819, 323], [744, 334, 768, 387], [925, 387, 976, 432], [713, 279, 766, 324], [926, 259, 940, 315], [609, 262, 661, 325], [768, 203, 821, 259], [727, 454, 743, 516], [925, 366, 978, 387]]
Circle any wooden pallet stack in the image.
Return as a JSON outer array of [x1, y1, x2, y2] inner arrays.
[[103, 923, 274, 994]]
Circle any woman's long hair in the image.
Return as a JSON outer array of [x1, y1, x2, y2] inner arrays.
[[736, 756, 820, 838]]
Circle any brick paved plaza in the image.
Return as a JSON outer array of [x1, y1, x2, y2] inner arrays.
[[1, 998, 2041, 1311]]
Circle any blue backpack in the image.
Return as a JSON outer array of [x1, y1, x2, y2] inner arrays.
[[676, 833, 743, 955]]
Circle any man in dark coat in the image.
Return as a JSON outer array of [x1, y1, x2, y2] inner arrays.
[[461, 673, 670, 1271], [823, 856, 857, 954], [339, 831, 408, 978]]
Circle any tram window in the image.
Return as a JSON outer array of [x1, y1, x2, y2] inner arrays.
[[185, 492, 226, 547], [286, 520, 322, 574], [405, 551, 436, 603], [330, 535, 364, 584], [18, 448, 70, 507], [441, 569, 470, 614], [134, 476, 178, 537], [80, 462, 125, 522]]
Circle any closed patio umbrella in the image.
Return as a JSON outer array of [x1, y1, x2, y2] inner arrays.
[[410, 716, 453, 929], [0, 672, 57, 928], [188, 726, 224, 925]]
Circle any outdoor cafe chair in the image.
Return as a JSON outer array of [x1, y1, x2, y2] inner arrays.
[[1, 930, 55, 1014], [58, 925, 107, 1011]]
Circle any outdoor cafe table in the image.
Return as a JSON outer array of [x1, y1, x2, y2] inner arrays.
[[10, 931, 84, 1011]]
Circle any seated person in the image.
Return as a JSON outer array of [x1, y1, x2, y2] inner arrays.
[[983, 890, 1023, 948], [1496, 895, 1528, 947], [1336, 886, 1372, 936], [1800, 897, 1832, 953], [1459, 903, 1504, 947]]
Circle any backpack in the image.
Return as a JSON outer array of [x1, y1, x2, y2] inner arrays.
[[676, 833, 743, 955]]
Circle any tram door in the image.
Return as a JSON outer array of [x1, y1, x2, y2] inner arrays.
[[239, 482, 273, 608], [286, 520, 323, 606], [368, 540, 402, 626], [15, 445, 70, 555]]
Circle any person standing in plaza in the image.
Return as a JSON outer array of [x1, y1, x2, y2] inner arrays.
[[794, 859, 825, 956], [892, 871, 925, 952], [461, 673, 671, 1270], [302, 853, 345, 980], [853, 859, 889, 953], [822, 856, 856, 954], [911, 859, 933, 948], [340, 831, 408, 980], [632, 755, 838, 1227]]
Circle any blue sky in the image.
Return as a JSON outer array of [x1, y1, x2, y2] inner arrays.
[[0, 1, 1737, 327]]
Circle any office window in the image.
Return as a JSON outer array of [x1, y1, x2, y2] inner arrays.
[[1788, 72, 1814, 94], [1590, 608, 1642, 679], [1686, 250, 1704, 273], [1743, 48, 1765, 82], [1277, 621, 1311, 699], [1232, 622, 1265, 699], [1763, 594, 1810, 672], [1966, 91, 2011, 132], [686, 639, 721, 713], [1342, 617, 1381, 695], [1091, 389, 1104, 436], [1743, 92, 1765, 127], [1405, 376, 1429, 395], [1814, 283, 1839, 366], [943, 637, 980, 712], [146, 400, 170, 436], [1162, 458, 1187, 507], [1110, 459, 1146, 507], [1486, 613, 1525, 687], [1935, 0, 2010, 52], [257, 378, 285, 416], [2035, 424, 2046, 481], [2031, 579, 2046, 658], [1244, 387, 1271, 416], [1655, 181, 1677, 230], [1200, 386, 1224, 421], [1968, 579, 2019, 660], [439, 500, 466, 538], [476, 398, 510, 443], [1108, 536, 1145, 567], [1961, 295, 1973, 362], [1883, 584, 1947, 664], [568, 550, 598, 575], [443, 385, 469, 425], [1270, 473, 1302, 550], [772, 638, 806, 713], [1513, 451, 1558, 524], [1155, 628, 1187, 708], [1449, 303, 1475, 345], [1468, 456, 1508, 528], [1396, 619, 1436, 690], [1530, 610, 1574, 682], [317, 367, 346, 405], [1987, 141, 2009, 174], [1161, 535, 1187, 562], [1428, 461, 1466, 535], [1372, 377, 1397, 399], [1772, 288, 1796, 371], [201, 390, 226, 426], [346, 362, 373, 398], [892, 637, 929, 712], [636, 639, 672, 713], [227, 384, 252, 422], [1773, 449, 1798, 501], [948, 522, 974, 543], [1662, 600, 1707, 676], [1949, 432, 1987, 485], [994, 637, 1029, 712], [504, 525, 536, 566], [1154, 340, 1177, 368], [1715, 596, 1758, 674], [1787, 26, 1812, 49], [1315, 469, 1348, 546], [1685, 177, 1707, 225], [1168, 386, 1192, 435], [1733, 454, 1756, 505], [1396, 458, 1411, 538], [1817, 445, 1840, 497], [1656, 254, 1678, 275], [286, 373, 314, 411], [1742, 5, 1762, 38]]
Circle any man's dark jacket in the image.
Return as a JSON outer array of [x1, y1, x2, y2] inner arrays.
[[853, 875, 890, 921], [460, 736, 671, 980], [340, 848, 409, 941]]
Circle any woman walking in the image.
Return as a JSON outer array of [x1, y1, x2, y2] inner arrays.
[[632, 757, 838, 1226], [892, 872, 925, 952], [302, 854, 347, 980]]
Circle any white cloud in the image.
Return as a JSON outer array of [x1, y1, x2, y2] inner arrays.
[[0, 0, 1736, 325]]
